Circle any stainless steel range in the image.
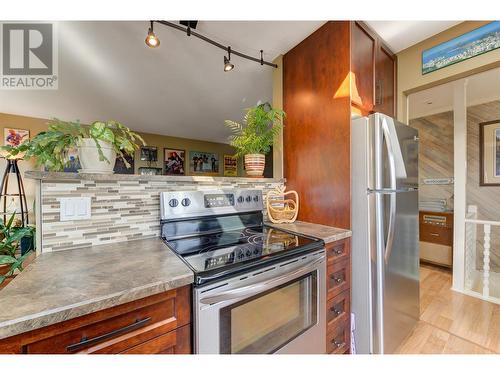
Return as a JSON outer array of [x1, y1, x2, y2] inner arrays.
[[160, 189, 326, 354]]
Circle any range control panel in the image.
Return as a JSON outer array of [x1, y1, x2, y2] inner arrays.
[[161, 189, 264, 220]]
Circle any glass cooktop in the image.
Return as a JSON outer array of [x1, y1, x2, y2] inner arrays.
[[164, 225, 323, 284]]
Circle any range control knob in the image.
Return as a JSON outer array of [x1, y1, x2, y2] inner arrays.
[[169, 199, 179, 208], [181, 198, 191, 207], [246, 250, 252, 257], [237, 196, 244, 203], [245, 196, 252, 203], [253, 195, 259, 202]]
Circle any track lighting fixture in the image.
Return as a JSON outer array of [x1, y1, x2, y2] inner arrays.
[[145, 21, 278, 69], [145, 21, 160, 48], [224, 47, 234, 72]]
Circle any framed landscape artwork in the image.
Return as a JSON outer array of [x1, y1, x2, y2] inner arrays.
[[422, 21, 500, 75], [189, 151, 219, 175], [479, 120, 500, 186], [4, 128, 29, 147], [164, 148, 185, 175], [223, 154, 238, 177]]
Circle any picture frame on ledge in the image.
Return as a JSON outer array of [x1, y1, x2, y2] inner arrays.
[[140, 146, 158, 162], [189, 151, 219, 175], [479, 119, 500, 186], [164, 148, 185, 175], [114, 153, 135, 174], [223, 154, 238, 177], [138, 167, 162, 176]]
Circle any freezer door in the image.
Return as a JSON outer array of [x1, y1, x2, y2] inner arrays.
[[372, 113, 418, 191], [373, 190, 419, 354]]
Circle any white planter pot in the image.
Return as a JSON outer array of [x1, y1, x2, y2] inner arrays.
[[77, 138, 116, 174], [244, 153, 266, 177]]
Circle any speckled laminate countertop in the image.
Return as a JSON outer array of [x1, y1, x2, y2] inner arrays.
[[0, 238, 193, 340], [267, 220, 352, 243]]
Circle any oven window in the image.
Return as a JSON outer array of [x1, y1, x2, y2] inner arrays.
[[219, 271, 317, 354]]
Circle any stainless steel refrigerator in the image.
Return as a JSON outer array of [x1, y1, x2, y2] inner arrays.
[[351, 113, 420, 354]]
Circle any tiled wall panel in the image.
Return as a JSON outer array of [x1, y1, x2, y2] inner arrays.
[[40, 179, 283, 252]]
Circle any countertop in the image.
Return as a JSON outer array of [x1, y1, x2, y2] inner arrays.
[[0, 220, 350, 340], [25, 170, 284, 184], [268, 220, 351, 244], [0, 238, 193, 340]]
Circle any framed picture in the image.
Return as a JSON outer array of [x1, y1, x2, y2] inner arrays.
[[4, 128, 29, 147], [189, 151, 219, 174], [140, 146, 158, 162], [164, 148, 185, 175], [114, 153, 135, 174], [422, 21, 500, 75], [138, 167, 162, 176], [480, 120, 500, 186], [63, 148, 81, 172], [223, 154, 238, 177]]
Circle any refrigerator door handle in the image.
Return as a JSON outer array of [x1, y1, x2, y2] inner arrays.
[[381, 120, 397, 263]]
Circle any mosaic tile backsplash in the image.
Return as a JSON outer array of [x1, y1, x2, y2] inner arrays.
[[39, 177, 284, 252]]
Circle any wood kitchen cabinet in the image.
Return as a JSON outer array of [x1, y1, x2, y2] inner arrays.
[[351, 21, 396, 117], [0, 285, 192, 354], [283, 21, 396, 231], [325, 238, 351, 354]]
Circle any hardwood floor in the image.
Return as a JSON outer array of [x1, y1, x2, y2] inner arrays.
[[396, 263, 500, 354]]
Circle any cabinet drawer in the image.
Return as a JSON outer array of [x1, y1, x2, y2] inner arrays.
[[327, 259, 350, 299], [420, 223, 452, 246], [326, 318, 350, 354], [25, 286, 191, 354], [326, 289, 350, 328], [326, 238, 350, 264], [120, 324, 191, 354]]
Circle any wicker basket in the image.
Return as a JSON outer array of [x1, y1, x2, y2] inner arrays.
[[266, 186, 299, 224]]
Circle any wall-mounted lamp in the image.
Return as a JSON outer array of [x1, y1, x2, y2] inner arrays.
[[145, 21, 160, 48]]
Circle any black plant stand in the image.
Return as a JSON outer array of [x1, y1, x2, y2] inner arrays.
[[0, 159, 29, 227]]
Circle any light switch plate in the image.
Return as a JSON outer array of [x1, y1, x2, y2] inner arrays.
[[60, 197, 91, 221]]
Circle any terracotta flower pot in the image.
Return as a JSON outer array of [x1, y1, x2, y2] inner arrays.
[[244, 153, 265, 177]]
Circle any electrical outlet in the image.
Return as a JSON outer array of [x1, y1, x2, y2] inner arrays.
[[60, 197, 91, 221]]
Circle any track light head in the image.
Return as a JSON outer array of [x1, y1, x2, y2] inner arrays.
[[224, 46, 234, 72], [224, 56, 234, 72], [145, 22, 160, 48]]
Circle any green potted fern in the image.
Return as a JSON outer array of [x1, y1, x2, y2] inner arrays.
[[225, 102, 285, 177], [1, 119, 145, 173]]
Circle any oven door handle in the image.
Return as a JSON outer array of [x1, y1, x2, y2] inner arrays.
[[199, 254, 325, 305]]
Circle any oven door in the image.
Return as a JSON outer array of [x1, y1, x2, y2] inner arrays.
[[194, 250, 326, 354]]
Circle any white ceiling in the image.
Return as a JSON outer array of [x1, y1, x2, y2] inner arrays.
[[409, 67, 500, 119], [0, 21, 324, 143], [366, 21, 461, 53]]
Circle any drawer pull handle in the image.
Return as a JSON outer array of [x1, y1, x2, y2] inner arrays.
[[331, 276, 343, 284], [333, 247, 343, 255], [430, 233, 439, 237], [332, 339, 344, 348], [66, 317, 151, 352], [330, 307, 342, 315]]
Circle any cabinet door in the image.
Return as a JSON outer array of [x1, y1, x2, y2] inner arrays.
[[351, 21, 376, 113], [374, 42, 396, 117]]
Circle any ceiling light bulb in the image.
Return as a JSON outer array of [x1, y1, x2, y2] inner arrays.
[[224, 55, 234, 72], [145, 28, 160, 48]]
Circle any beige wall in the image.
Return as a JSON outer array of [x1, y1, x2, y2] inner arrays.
[[272, 55, 284, 180], [0, 112, 246, 222], [397, 21, 500, 123]]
